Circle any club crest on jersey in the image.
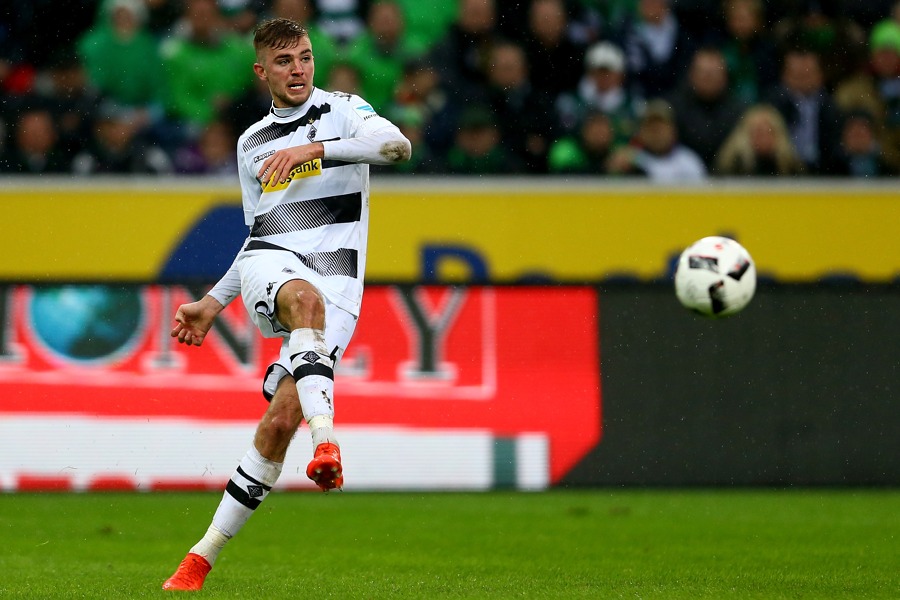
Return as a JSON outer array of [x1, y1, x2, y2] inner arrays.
[[261, 158, 322, 192], [307, 124, 317, 142]]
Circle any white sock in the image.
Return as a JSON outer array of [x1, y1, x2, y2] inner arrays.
[[289, 328, 338, 446], [191, 446, 282, 566], [308, 414, 337, 447], [189, 524, 229, 566]]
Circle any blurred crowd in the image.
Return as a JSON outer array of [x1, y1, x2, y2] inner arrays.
[[1, 0, 899, 180]]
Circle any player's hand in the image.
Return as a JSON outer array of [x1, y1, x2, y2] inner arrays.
[[257, 142, 324, 185], [171, 295, 225, 347]]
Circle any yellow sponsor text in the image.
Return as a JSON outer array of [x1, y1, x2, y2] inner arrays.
[[261, 158, 322, 192]]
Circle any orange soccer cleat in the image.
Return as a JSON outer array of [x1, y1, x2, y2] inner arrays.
[[306, 442, 343, 491], [162, 553, 212, 591]]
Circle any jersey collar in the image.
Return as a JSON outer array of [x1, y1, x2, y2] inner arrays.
[[270, 88, 317, 119]]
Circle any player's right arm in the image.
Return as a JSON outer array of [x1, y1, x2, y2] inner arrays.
[[172, 132, 261, 347]]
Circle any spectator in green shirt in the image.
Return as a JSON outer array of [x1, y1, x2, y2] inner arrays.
[[443, 104, 523, 174], [77, 0, 164, 116], [548, 110, 617, 174], [345, 0, 429, 111], [159, 0, 255, 134], [394, 0, 457, 52]]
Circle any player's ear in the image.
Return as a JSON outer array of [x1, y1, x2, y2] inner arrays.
[[253, 63, 267, 81]]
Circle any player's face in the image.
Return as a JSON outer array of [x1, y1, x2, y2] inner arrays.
[[254, 37, 315, 108]]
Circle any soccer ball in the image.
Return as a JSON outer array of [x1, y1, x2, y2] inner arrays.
[[674, 236, 756, 318]]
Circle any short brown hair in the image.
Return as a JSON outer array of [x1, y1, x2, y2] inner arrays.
[[253, 18, 309, 57]]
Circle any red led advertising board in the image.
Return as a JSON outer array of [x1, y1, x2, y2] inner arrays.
[[0, 285, 600, 489]]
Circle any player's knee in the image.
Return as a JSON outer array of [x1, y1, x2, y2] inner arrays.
[[261, 410, 301, 443], [277, 283, 325, 328]]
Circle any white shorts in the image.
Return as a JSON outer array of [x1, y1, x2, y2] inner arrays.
[[236, 248, 360, 399]]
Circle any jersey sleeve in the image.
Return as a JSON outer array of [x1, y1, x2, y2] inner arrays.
[[207, 260, 243, 306], [321, 94, 411, 165]]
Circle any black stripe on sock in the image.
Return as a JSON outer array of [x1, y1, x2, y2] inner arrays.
[[292, 362, 334, 381], [226, 479, 262, 510], [236, 466, 272, 491]]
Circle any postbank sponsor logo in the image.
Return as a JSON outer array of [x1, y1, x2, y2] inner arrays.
[[261, 158, 322, 192]]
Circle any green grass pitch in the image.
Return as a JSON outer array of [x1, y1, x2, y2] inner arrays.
[[0, 489, 897, 599]]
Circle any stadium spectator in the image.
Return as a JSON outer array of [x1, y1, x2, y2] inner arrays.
[[557, 41, 639, 143], [174, 119, 238, 175], [547, 110, 617, 174], [566, 0, 639, 45], [715, 103, 805, 175], [870, 1, 900, 41], [159, 0, 256, 138], [824, 109, 898, 176], [621, 0, 696, 99], [764, 48, 844, 173], [521, 0, 585, 101], [223, 74, 279, 136], [834, 24, 900, 169], [607, 99, 707, 181], [72, 104, 173, 174], [0, 109, 70, 173], [345, 0, 429, 111], [717, 0, 779, 104], [217, 0, 261, 34], [773, 0, 867, 89], [667, 47, 747, 166], [394, 0, 457, 52], [325, 61, 363, 95], [388, 57, 457, 154], [77, 0, 164, 128], [27, 54, 99, 158], [428, 0, 502, 103], [484, 41, 556, 172], [442, 104, 523, 174], [312, 0, 367, 43]]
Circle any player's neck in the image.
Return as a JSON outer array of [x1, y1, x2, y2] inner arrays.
[[271, 90, 315, 118]]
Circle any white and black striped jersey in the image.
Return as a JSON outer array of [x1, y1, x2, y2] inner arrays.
[[209, 87, 410, 316]]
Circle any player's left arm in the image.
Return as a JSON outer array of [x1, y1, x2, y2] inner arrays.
[[256, 100, 411, 183], [322, 98, 411, 165], [320, 122, 412, 165]]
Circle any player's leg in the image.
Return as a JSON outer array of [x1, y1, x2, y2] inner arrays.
[[275, 279, 342, 490], [162, 378, 301, 591]]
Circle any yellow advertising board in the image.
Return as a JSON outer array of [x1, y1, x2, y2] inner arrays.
[[2, 178, 898, 282]]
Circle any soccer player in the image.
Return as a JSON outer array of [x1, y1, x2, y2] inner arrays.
[[161, 18, 411, 591]]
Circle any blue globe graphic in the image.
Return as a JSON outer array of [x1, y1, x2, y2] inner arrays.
[[29, 285, 144, 362]]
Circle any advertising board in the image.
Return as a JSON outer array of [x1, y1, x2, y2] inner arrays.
[[0, 284, 600, 491]]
